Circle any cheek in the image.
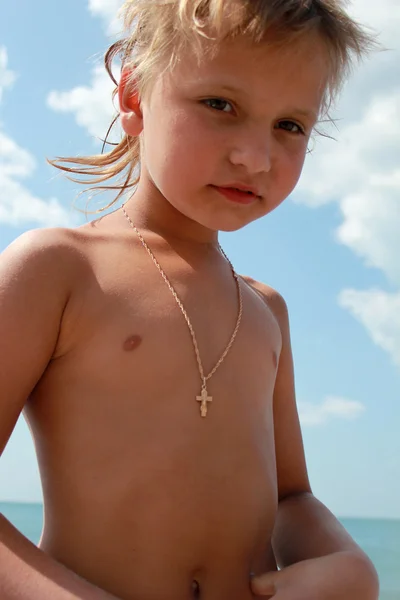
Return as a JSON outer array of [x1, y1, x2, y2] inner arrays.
[[278, 144, 307, 190], [168, 110, 217, 159], [143, 109, 218, 184]]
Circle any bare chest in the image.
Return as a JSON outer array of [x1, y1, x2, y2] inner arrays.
[[27, 253, 281, 482], [28, 254, 282, 454], [26, 251, 282, 596]]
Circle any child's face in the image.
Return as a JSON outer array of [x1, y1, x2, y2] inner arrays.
[[130, 34, 327, 232]]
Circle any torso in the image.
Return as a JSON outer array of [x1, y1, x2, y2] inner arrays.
[[24, 209, 282, 600]]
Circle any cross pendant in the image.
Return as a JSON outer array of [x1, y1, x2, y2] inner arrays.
[[196, 387, 212, 417]]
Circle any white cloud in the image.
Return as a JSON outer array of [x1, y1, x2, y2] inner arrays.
[[339, 289, 400, 368], [46, 0, 124, 142], [299, 91, 400, 209], [46, 1, 124, 142], [347, 0, 400, 49], [47, 64, 120, 142], [0, 132, 35, 178], [0, 46, 17, 102], [0, 131, 77, 228], [336, 183, 400, 285], [295, 1, 400, 369], [88, 0, 123, 35], [299, 396, 366, 427], [0, 50, 76, 229]]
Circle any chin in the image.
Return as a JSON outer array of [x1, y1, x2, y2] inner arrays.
[[209, 214, 257, 233], [218, 222, 250, 233]]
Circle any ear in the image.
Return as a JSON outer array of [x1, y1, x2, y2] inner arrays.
[[118, 66, 143, 137]]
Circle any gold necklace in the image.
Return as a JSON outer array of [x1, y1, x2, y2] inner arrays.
[[122, 204, 243, 418]]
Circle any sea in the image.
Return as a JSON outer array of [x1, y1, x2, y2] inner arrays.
[[1, 502, 399, 599]]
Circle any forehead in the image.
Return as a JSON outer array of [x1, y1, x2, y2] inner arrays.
[[166, 33, 329, 115]]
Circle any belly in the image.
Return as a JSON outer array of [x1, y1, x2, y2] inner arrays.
[[38, 444, 278, 600], [32, 368, 278, 600], [40, 508, 277, 600]]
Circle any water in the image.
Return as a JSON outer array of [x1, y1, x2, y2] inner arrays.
[[1, 502, 399, 599]]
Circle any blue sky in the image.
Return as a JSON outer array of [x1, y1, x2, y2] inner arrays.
[[0, 1, 399, 519]]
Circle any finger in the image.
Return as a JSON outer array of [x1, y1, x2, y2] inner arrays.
[[250, 572, 277, 596]]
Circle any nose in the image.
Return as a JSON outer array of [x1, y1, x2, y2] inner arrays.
[[229, 128, 272, 174]]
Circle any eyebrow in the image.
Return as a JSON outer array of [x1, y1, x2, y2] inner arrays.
[[285, 107, 319, 122], [218, 84, 319, 122]]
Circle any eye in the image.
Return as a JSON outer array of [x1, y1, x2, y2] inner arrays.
[[277, 120, 305, 135], [203, 98, 234, 113]]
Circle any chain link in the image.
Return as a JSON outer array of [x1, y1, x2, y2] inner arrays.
[[122, 204, 243, 389]]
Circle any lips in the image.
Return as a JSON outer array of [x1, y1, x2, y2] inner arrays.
[[228, 187, 255, 195], [211, 185, 260, 205], [220, 183, 261, 197]]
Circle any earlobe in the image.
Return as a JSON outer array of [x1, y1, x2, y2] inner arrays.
[[119, 67, 143, 137]]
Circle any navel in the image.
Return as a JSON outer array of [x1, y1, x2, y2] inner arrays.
[[123, 334, 143, 352], [192, 580, 200, 599]]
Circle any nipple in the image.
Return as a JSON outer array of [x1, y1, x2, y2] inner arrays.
[[123, 334, 142, 352]]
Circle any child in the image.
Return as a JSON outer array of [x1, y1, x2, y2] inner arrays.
[[0, 1, 379, 599]]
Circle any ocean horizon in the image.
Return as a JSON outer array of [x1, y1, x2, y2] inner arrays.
[[1, 501, 399, 599]]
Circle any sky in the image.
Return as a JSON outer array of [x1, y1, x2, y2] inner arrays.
[[0, 0, 399, 520]]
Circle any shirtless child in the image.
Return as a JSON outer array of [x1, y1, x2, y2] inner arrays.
[[0, 1, 379, 599]]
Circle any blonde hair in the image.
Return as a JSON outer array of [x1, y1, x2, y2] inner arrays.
[[48, 0, 377, 213]]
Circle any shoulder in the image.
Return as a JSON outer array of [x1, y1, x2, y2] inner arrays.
[[1, 226, 91, 298], [2, 225, 85, 267], [3, 226, 86, 260], [241, 275, 289, 328]]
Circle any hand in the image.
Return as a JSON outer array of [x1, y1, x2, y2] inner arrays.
[[250, 551, 379, 600]]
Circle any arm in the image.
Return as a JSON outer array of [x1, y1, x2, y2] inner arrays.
[[267, 290, 378, 595], [0, 513, 120, 600], [0, 230, 120, 600]]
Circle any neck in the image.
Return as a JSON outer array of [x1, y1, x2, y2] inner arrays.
[[121, 177, 220, 249]]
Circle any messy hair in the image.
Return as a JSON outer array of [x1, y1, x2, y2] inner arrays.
[[48, 0, 377, 213]]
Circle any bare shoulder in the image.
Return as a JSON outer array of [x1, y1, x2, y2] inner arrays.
[[241, 275, 289, 327], [0, 227, 92, 453], [3, 225, 88, 265], [0, 225, 94, 348], [1, 226, 92, 295]]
